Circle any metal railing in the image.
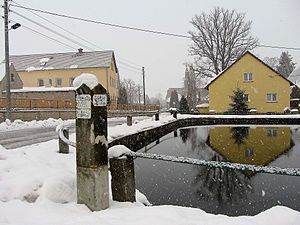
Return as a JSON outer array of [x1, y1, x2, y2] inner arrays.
[[57, 124, 300, 177]]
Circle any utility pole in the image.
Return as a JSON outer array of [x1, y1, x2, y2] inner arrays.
[[138, 85, 141, 105], [142, 67, 145, 105], [4, 0, 11, 120]]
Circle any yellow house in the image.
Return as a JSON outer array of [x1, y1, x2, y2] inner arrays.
[[206, 51, 293, 113], [10, 49, 119, 104], [209, 126, 292, 166]]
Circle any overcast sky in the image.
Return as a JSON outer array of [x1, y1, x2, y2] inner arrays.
[[1, 0, 300, 98]]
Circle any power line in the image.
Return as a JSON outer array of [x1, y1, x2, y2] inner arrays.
[[10, 3, 190, 38], [11, 10, 94, 51], [119, 65, 142, 75], [11, 0, 142, 68], [9, 19, 77, 50], [9, 3, 300, 51], [257, 44, 300, 51], [10, 18, 142, 74], [10, 18, 142, 80]]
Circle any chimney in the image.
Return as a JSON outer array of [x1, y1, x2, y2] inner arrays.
[[78, 48, 83, 54]]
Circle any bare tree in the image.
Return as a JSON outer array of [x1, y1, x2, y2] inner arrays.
[[189, 7, 258, 80], [121, 78, 140, 104], [184, 65, 197, 109], [263, 57, 279, 70]]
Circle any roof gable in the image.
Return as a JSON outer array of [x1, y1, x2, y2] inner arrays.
[[205, 51, 293, 89], [10, 50, 115, 72]]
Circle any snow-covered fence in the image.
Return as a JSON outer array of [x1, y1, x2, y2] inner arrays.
[[57, 124, 75, 153], [122, 152, 300, 177]]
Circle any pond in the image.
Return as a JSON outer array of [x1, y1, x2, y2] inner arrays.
[[134, 125, 300, 216]]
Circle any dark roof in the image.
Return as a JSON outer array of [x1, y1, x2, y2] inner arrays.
[[10, 50, 118, 72], [205, 51, 294, 89]]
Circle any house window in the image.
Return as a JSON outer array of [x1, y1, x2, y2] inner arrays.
[[10, 73, 15, 82], [245, 148, 254, 157], [56, 78, 62, 87], [69, 77, 75, 86], [37, 79, 44, 87], [49, 79, 52, 86], [244, 72, 253, 82], [243, 94, 249, 102], [267, 93, 277, 102], [267, 128, 277, 137]]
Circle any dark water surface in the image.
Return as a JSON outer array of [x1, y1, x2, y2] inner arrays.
[[134, 125, 300, 216]]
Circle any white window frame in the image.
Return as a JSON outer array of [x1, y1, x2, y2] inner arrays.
[[55, 78, 62, 87], [267, 93, 277, 102], [243, 93, 249, 102], [244, 72, 253, 82], [245, 148, 254, 157], [48, 79, 52, 86], [69, 77, 75, 87], [37, 79, 44, 87], [267, 128, 278, 137], [10, 73, 15, 82]]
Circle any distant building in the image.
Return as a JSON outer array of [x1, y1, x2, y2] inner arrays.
[[165, 67, 208, 108], [206, 51, 293, 113], [288, 67, 300, 87], [0, 63, 23, 97], [10, 49, 119, 104], [165, 87, 208, 108]]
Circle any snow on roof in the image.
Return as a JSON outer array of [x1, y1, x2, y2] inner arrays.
[[288, 67, 300, 84], [69, 64, 78, 69], [10, 86, 75, 92], [73, 73, 99, 89], [10, 50, 115, 72], [196, 103, 209, 108], [40, 57, 50, 63]]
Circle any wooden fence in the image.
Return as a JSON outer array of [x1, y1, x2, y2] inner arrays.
[[0, 97, 159, 111]]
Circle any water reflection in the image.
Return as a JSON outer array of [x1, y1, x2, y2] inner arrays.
[[135, 125, 299, 215], [230, 127, 249, 145], [209, 126, 293, 165], [180, 127, 253, 207]]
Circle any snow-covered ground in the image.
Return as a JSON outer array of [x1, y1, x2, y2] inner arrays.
[[1, 114, 300, 224]]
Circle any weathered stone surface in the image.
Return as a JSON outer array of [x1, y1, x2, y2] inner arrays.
[[76, 83, 108, 168], [127, 115, 132, 126], [59, 129, 69, 154], [110, 157, 136, 202], [76, 83, 109, 211], [155, 113, 159, 121], [108, 117, 300, 151], [77, 165, 109, 211]]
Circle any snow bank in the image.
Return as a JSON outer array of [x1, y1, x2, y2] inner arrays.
[[0, 115, 300, 224], [0, 140, 299, 225], [108, 113, 176, 141], [0, 118, 74, 132], [73, 73, 99, 89]]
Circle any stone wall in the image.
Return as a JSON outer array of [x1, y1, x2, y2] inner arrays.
[[0, 109, 75, 122], [109, 116, 300, 151]]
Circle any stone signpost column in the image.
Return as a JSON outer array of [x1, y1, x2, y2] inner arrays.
[[76, 83, 109, 211]]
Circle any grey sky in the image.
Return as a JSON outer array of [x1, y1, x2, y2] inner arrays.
[[1, 0, 300, 98]]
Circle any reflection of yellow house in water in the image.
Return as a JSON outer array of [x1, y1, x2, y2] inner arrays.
[[208, 127, 292, 165]]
